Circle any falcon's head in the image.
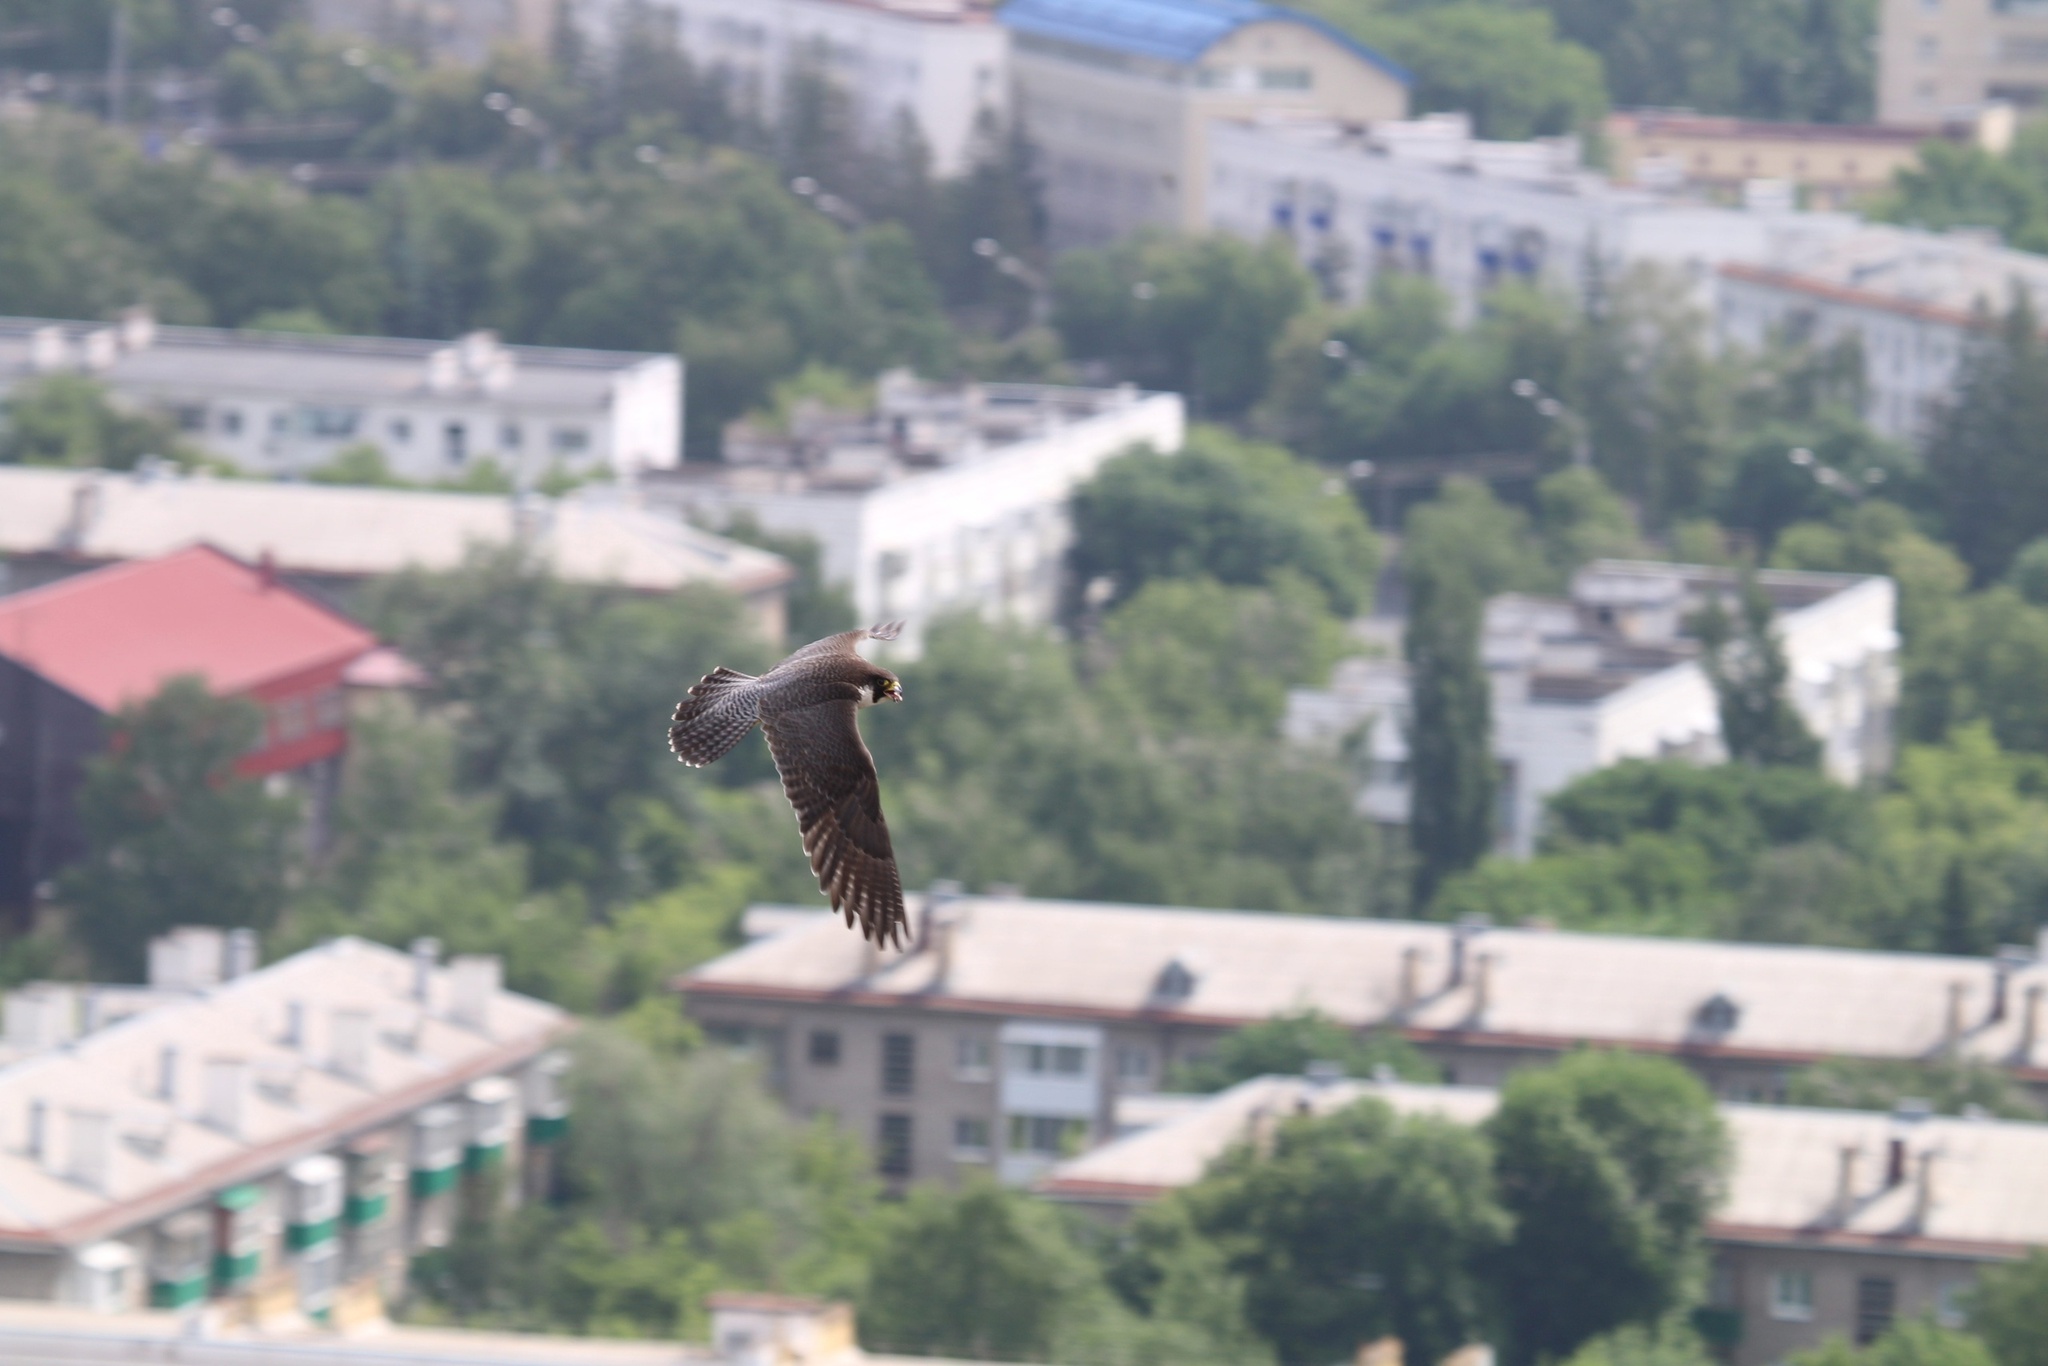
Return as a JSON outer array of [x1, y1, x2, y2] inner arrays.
[[865, 673, 905, 705]]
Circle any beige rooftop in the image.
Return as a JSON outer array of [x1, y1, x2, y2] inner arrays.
[[1044, 1075, 2048, 1256], [686, 898, 2048, 1077], [1723, 223, 2048, 326], [0, 466, 792, 599], [0, 937, 568, 1249]]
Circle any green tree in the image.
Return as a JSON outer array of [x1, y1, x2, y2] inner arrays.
[[1052, 232, 1313, 416], [1787, 1057, 2041, 1119], [1186, 1098, 1512, 1366], [1488, 1052, 1730, 1365], [1927, 292, 2048, 585], [1694, 578, 1822, 768], [1167, 1009, 1439, 1092], [1066, 426, 1381, 619], [1972, 1248, 2048, 1366], [0, 374, 194, 469], [1563, 1321, 1721, 1366], [1792, 1320, 1998, 1366], [859, 1182, 1094, 1361], [59, 677, 302, 980], [1872, 124, 2048, 255]]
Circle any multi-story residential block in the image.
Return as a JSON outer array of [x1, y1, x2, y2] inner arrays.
[[645, 371, 1184, 656], [0, 315, 682, 485], [682, 894, 2048, 1189], [1718, 223, 2048, 443], [1207, 113, 1860, 321], [306, 0, 557, 65], [1285, 562, 1899, 856], [0, 547, 389, 920], [0, 928, 568, 1319], [0, 465, 795, 639], [1043, 1074, 2045, 1366], [580, 0, 1009, 177], [1877, 0, 2048, 124], [1002, 0, 1410, 250], [1605, 107, 2014, 211]]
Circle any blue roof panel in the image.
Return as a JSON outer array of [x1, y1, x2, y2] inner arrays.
[[1000, 0, 1411, 85]]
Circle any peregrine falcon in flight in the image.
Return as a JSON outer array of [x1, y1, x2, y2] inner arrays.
[[668, 623, 908, 947]]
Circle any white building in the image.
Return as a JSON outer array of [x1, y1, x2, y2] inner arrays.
[[1718, 225, 2048, 443], [577, 0, 1008, 178], [1286, 562, 1899, 855], [645, 372, 1185, 655], [305, 0, 557, 64], [1002, 0, 1411, 250], [0, 928, 568, 1320], [0, 315, 682, 485], [0, 465, 795, 640], [1043, 1074, 2041, 1366], [1877, 0, 2048, 125], [1207, 113, 1862, 322]]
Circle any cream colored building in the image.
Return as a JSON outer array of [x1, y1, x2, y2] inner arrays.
[[1879, 0, 2048, 123], [1001, 0, 1410, 249], [1044, 1075, 2041, 1366], [1606, 109, 2013, 210]]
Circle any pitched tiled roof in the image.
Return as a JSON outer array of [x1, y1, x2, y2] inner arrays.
[[685, 898, 2048, 1076], [1000, 0, 1410, 82], [0, 545, 377, 711]]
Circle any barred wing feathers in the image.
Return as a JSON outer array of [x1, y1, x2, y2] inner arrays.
[[761, 700, 905, 948]]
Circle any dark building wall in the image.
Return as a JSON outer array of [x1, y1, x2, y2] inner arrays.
[[0, 656, 106, 925]]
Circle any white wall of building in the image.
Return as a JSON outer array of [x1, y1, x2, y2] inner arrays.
[[671, 389, 1184, 655]]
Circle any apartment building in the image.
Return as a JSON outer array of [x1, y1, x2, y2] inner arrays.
[[305, 0, 556, 64], [1044, 1074, 2040, 1366], [1878, 0, 2048, 123], [1207, 113, 1861, 321], [0, 928, 569, 1319], [1605, 107, 2014, 211], [681, 895, 2048, 1189], [645, 372, 1184, 657], [1719, 223, 2048, 443], [1285, 562, 1899, 855], [1002, 0, 1410, 249], [585, 0, 1008, 177], [0, 315, 681, 484], [0, 465, 795, 639]]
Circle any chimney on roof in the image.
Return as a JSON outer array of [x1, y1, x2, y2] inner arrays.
[[25, 1098, 47, 1164], [1832, 1145, 1859, 1224], [410, 937, 440, 1003], [148, 927, 225, 992], [1447, 915, 1488, 990], [202, 1058, 246, 1136], [1943, 981, 1966, 1055], [225, 927, 258, 979], [933, 914, 960, 990], [449, 955, 501, 1032], [118, 306, 155, 353], [1397, 946, 1422, 1014], [919, 880, 963, 953], [59, 475, 101, 555], [2022, 984, 2044, 1062], [1913, 1148, 1939, 1227], [331, 1008, 371, 1081], [157, 1044, 178, 1103], [66, 1109, 111, 1191], [1472, 953, 1496, 1019], [283, 1000, 304, 1049], [1884, 1136, 1907, 1188], [1989, 945, 2033, 1023]]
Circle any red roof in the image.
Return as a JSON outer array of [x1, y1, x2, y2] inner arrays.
[[0, 544, 379, 713]]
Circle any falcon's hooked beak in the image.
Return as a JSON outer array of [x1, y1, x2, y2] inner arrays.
[[883, 679, 905, 702]]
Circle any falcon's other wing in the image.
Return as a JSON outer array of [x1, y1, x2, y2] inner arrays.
[[782, 620, 906, 667], [761, 700, 905, 948]]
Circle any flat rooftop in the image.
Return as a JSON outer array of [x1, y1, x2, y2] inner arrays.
[[1722, 224, 2048, 327]]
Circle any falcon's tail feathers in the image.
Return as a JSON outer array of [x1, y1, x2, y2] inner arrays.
[[668, 667, 762, 766]]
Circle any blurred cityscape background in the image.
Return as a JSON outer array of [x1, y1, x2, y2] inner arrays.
[[1, 0, 2047, 1364]]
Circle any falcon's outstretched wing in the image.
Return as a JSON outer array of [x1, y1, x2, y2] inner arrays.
[[781, 620, 906, 667], [761, 700, 905, 947]]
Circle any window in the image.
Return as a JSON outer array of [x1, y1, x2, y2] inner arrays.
[[1918, 35, 1940, 61], [173, 404, 207, 433], [1936, 1281, 1970, 1330], [219, 409, 244, 436], [1258, 67, 1312, 90], [877, 1113, 913, 1178], [953, 1116, 991, 1160], [501, 422, 523, 449], [955, 1035, 992, 1081], [882, 1033, 916, 1095], [388, 417, 413, 444], [1856, 1277, 1896, 1345], [444, 422, 467, 465], [272, 697, 308, 744], [300, 406, 362, 439], [1116, 1045, 1153, 1083], [808, 1030, 841, 1066], [551, 426, 591, 454], [1007, 1114, 1087, 1156], [1006, 1043, 1088, 1077], [1770, 1270, 1815, 1322]]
